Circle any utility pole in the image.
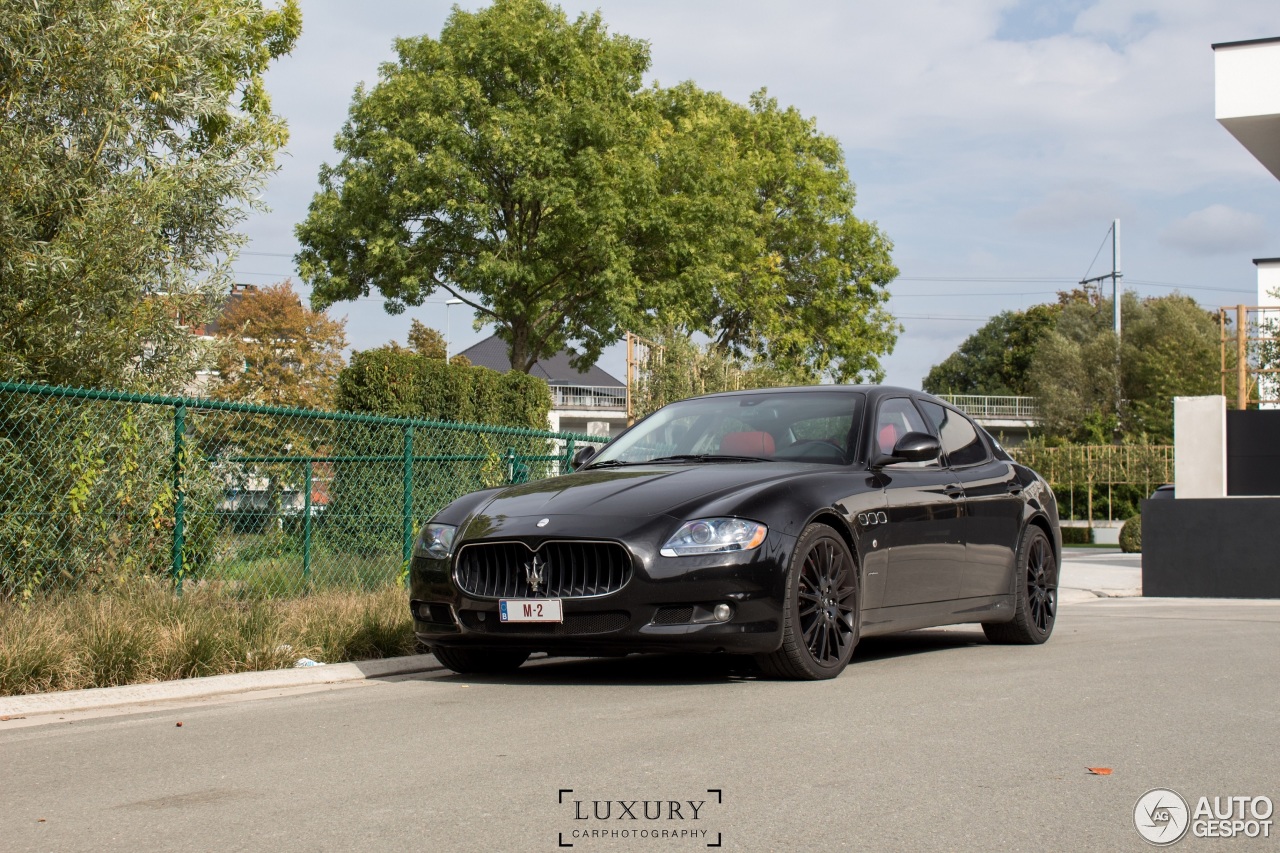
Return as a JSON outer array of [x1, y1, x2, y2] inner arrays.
[[1080, 220, 1123, 439], [1081, 219, 1123, 336]]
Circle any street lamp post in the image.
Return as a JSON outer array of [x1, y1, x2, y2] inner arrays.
[[445, 298, 463, 359]]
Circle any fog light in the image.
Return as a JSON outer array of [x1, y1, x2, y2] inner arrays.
[[713, 603, 732, 622]]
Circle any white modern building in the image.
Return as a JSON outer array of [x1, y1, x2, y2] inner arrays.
[[1214, 36, 1280, 406]]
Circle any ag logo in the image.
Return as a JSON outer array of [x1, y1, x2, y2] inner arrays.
[[1134, 788, 1190, 846], [856, 511, 888, 527]]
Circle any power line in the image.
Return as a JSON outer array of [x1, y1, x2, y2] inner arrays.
[[1080, 223, 1114, 282]]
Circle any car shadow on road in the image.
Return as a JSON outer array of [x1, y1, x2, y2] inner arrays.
[[387, 628, 990, 687]]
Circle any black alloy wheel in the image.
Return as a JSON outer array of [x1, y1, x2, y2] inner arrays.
[[983, 525, 1057, 645], [757, 523, 860, 680]]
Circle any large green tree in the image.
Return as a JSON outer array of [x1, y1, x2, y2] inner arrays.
[[1029, 292, 1219, 443], [0, 0, 301, 392], [632, 85, 898, 382], [297, 0, 898, 382], [922, 303, 1062, 396], [297, 0, 652, 374]]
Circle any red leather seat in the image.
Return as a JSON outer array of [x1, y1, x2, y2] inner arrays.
[[720, 431, 775, 457], [877, 423, 900, 454]]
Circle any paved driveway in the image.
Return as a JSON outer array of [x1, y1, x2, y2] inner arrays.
[[2, 583, 1277, 852]]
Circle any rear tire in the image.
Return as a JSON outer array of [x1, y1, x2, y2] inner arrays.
[[430, 646, 530, 674], [756, 523, 860, 680], [982, 526, 1057, 645]]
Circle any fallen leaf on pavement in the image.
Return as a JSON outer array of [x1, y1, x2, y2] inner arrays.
[[1087, 767, 1113, 775]]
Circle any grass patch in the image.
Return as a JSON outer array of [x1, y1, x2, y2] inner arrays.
[[0, 582, 415, 697]]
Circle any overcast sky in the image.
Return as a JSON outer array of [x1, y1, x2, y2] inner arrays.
[[239, 0, 1280, 389]]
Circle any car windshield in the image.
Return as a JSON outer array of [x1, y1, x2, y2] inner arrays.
[[589, 390, 864, 467]]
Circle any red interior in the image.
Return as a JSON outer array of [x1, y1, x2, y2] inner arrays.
[[877, 424, 900, 454], [720, 431, 775, 457]]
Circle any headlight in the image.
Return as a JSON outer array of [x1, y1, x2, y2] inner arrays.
[[415, 523, 457, 560], [660, 518, 768, 557]]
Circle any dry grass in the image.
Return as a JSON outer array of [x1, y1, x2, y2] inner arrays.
[[0, 583, 415, 697]]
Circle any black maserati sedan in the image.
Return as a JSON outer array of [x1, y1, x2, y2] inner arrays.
[[409, 386, 1061, 680]]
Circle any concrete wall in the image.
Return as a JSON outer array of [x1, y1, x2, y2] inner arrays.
[[1173, 396, 1227, 498], [1215, 38, 1280, 181], [1215, 39, 1280, 119], [1143, 497, 1280, 598]]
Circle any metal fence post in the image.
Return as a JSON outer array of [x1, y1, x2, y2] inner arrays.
[[302, 461, 313, 584], [402, 425, 415, 566], [172, 402, 186, 593], [565, 436, 575, 473], [1237, 303, 1248, 410]]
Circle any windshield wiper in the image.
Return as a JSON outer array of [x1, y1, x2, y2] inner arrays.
[[584, 459, 639, 469], [645, 454, 769, 464]]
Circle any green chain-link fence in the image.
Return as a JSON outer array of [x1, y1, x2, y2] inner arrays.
[[0, 381, 605, 601]]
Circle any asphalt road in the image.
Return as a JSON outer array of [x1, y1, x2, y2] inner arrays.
[[3, 590, 1278, 851]]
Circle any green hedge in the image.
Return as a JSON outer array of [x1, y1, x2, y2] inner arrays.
[[1120, 515, 1142, 553], [335, 349, 551, 428], [1060, 527, 1091, 546], [321, 349, 556, 556]]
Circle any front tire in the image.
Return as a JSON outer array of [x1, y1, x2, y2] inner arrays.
[[983, 525, 1057, 645], [757, 523, 860, 680], [431, 646, 530, 674]]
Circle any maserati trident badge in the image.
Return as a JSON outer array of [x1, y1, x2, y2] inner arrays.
[[525, 553, 545, 594]]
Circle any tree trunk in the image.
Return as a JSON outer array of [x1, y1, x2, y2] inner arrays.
[[508, 323, 536, 373]]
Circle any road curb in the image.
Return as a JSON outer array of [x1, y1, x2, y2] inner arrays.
[[0, 654, 442, 718]]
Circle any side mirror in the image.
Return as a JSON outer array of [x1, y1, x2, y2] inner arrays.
[[871, 431, 940, 467], [571, 445, 598, 470], [893, 432, 941, 462]]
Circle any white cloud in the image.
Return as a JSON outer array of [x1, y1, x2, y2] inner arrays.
[[1013, 187, 1135, 231], [245, 0, 1280, 387], [1159, 204, 1268, 254]]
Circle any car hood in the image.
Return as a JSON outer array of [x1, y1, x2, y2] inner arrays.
[[467, 463, 813, 521]]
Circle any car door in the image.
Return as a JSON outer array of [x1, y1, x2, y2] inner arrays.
[[918, 400, 1022, 599], [874, 397, 966, 607]]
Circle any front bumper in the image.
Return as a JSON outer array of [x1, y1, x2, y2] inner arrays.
[[409, 531, 795, 657]]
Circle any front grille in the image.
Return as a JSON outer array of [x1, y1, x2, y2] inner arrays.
[[458, 610, 629, 635], [455, 541, 632, 599]]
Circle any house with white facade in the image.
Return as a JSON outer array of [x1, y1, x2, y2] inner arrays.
[[456, 334, 628, 438]]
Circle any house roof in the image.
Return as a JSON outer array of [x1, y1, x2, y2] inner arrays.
[[458, 334, 624, 388]]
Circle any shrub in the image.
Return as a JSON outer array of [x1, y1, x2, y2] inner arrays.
[[0, 395, 222, 599], [1060, 526, 1091, 546], [322, 349, 556, 556], [1120, 515, 1142, 553]]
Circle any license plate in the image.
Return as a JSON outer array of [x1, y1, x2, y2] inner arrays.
[[499, 599, 564, 623]]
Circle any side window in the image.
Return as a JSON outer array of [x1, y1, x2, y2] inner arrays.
[[919, 401, 988, 467], [874, 398, 934, 465]]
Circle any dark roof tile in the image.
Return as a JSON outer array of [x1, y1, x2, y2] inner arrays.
[[457, 334, 623, 387]]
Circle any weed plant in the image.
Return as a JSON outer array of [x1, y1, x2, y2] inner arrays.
[[0, 581, 414, 696]]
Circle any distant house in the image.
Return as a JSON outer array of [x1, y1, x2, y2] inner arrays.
[[457, 334, 627, 438]]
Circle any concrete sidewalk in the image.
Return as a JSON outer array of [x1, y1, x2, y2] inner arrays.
[[1, 547, 1139, 721], [0, 654, 443, 721], [1058, 546, 1141, 602]]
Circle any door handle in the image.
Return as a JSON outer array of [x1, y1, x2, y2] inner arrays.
[[1007, 483, 1024, 495], [943, 484, 964, 498]]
